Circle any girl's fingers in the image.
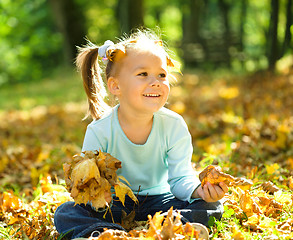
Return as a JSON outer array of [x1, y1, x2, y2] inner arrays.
[[203, 183, 213, 202], [197, 185, 211, 202], [219, 182, 229, 193], [214, 185, 225, 199], [198, 182, 229, 202], [104, 191, 112, 203], [206, 183, 220, 200]]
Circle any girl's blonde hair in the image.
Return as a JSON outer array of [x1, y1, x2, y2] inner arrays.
[[76, 29, 177, 120]]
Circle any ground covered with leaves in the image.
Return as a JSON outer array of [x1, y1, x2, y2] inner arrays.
[[0, 70, 293, 239]]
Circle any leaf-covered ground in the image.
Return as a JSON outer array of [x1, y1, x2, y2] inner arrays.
[[0, 70, 293, 239]]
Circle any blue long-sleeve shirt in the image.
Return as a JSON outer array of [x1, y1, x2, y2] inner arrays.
[[81, 105, 200, 202]]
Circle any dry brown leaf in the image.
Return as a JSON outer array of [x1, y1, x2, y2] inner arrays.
[[120, 210, 147, 232], [288, 176, 293, 190], [97, 229, 128, 240], [199, 165, 253, 190], [261, 181, 280, 194], [258, 196, 283, 217], [160, 207, 176, 240], [239, 190, 261, 217]]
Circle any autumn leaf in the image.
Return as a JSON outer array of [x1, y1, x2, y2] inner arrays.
[[1, 191, 24, 213], [145, 211, 164, 238], [120, 210, 147, 231], [40, 175, 67, 193], [239, 190, 261, 217], [114, 180, 138, 206], [261, 181, 280, 194], [265, 163, 280, 175], [199, 165, 253, 190]]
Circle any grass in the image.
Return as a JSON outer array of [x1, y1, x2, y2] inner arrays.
[[0, 68, 86, 111]]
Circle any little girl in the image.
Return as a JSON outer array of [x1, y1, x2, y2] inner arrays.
[[54, 30, 228, 239]]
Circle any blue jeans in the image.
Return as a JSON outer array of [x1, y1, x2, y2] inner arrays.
[[54, 193, 223, 239]]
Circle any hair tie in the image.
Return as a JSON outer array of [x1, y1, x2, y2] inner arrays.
[[98, 40, 114, 61]]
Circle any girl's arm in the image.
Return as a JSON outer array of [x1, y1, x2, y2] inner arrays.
[[166, 117, 200, 202], [166, 115, 229, 203]]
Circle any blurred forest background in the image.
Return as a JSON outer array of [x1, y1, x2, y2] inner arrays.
[[0, 0, 292, 86], [1, 0, 293, 239]]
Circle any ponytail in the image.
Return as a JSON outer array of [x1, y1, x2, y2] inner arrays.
[[76, 43, 110, 120]]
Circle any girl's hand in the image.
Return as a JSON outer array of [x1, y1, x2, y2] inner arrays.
[[104, 191, 112, 204], [195, 182, 228, 202]]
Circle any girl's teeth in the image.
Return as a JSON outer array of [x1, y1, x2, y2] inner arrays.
[[145, 94, 159, 97]]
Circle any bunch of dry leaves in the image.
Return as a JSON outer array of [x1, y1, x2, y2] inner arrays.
[[63, 150, 137, 209]]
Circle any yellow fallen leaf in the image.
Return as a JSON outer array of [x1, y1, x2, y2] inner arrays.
[[288, 176, 293, 190], [287, 158, 293, 170], [114, 181, 138, 206], [274, 190, 292, 205], [40, 175, 66, 193], [151, 211, 165, 229], [259, 216, 276, 229], [1, 191, 24, 212], [30, 165, 51, 187], [265, 163, 280, 175], [8, 216, 20, 225], [246, 214, 260, 226], [0, 155, 9, 173], [232, 225, 246, 240], [219, 86, 239, 99]]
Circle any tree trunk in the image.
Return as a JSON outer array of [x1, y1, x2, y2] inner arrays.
[[181, 0, 204, 67], [238, 0, 248, 69], [281, 0, 292, 56], [218, 0, 232, 67], [182, 0, 203, 43], [49, 0, 87, 65], [116, 0, 144, 34], [267, 0, 279, 71]]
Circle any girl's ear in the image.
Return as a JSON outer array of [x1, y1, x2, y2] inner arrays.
[[107, 77, 120, 95]]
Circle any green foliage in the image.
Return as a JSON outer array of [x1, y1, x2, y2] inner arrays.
[[86, 0, 119, 43], [1, 0, 291, 85], [0, 0, 62, 85]]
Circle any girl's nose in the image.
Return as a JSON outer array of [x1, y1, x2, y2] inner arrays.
[[150, 78, 160, 87]]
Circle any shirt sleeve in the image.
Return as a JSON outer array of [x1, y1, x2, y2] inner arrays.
[[167, 117, 201, 202]]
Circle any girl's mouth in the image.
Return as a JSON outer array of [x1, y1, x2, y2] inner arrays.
[[143, 93, 161, 97]]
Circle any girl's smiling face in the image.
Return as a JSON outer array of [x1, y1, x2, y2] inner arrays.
[[109, 49, 170, 116]]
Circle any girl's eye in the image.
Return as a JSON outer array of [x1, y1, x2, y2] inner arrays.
[[159, 73, 166, 78], [138, 72, 148, 76]]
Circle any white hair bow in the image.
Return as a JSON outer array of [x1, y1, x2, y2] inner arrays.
[[98, 40, 114, 60]]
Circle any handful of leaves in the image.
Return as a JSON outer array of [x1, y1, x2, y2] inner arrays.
[[63, 150, 138, 209], [199, 165, 253, 190]]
